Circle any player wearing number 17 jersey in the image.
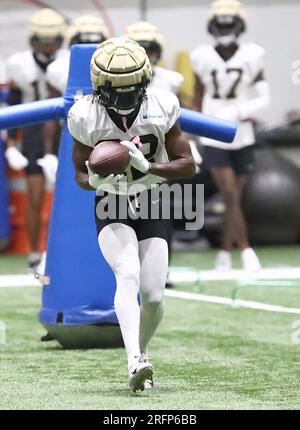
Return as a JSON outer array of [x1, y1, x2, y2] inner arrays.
[[68, 37, 195, 392], [191, 0, 271, 271]]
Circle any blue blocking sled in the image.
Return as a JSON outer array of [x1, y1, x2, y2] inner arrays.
[[0, 138, 10, 251], [39, 45, 123, 348]]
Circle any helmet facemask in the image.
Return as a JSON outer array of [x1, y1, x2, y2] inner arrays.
[[30, 35, 63, 66], [69, 32, 107, 46], [90, 37, 153, 115], [137, 40, 162, 66], [96, 76, 148, 115], [209, 15, 245, 47]]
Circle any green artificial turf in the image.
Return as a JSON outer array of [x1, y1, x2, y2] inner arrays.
[[0, 248, 300, 410]]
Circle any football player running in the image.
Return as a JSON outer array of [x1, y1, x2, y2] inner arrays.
[[124, 22, 198, 289], [5, 9, 66, 271], [191, 0, 270, 271], [68, 37, 196, 392]]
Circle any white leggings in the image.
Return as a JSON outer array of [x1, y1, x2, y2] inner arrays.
[[98, 223, 168, 365]]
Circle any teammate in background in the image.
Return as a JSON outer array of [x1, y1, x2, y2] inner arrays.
[[124, 21, 183, 95], [5, 9, 66, 271], [68, 38, 196, 391], [46, 15, 109, 97], [191, 0, 271, 271]]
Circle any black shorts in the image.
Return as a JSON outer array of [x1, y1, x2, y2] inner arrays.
[[22, 124, 60, 176], [94, 187, 168, 242], [204, 145, 255, 176]]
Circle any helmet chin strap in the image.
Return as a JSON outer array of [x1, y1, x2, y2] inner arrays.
[[34, 51, 56, 65], [109, 106, 136, 116], [215, 34, 238, 47]]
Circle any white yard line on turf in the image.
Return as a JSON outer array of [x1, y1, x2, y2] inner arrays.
[[2, 267, 300, 288], [165, 289, 300, 315], [0, 274, 41, 288], [1, 273, 300, 315], [169, 267, 300, 283]]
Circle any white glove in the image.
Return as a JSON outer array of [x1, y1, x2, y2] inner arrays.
[[37, 154, 58, 184], [216, 105, 240, 122], [120, 140, 150, 174], [5, 146, 29, 171], [85, 161, 124, 192]]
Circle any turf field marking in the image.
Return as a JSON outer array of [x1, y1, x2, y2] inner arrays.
[[2, 267, 300, 288], [169, 267, 300, 283], [0, 274, 40, 288], [165, 289, 300, 315], [1, 274, 300, 315]]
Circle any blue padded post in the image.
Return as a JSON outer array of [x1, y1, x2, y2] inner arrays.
[[0, 98, 65, 130], [180, 108, 236, 143], [0, 138, 10, 250]]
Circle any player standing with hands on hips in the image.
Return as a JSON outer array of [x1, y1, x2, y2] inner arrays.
[[68, 37, 196, 392], [191, 0, 271, 271]]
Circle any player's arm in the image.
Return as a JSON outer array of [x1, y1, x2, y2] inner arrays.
[[4, 80, 30, 170], [149, 121, 196, 179], [42, 120, 60, 155], [72, 138, 123, 192], [6, 80, 22, 145], [237, 70, 271, 121], [121, 122, 196, 179], [192, 74, 204, 113], [42, 85, 62, 155], [35, 84, 62, 183], [72, 138, 94, 190]]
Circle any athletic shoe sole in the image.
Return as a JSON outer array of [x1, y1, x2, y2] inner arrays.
[[129, 364, 153, 393]]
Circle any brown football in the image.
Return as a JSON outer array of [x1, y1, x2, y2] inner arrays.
[[88, 140, 130, 177]]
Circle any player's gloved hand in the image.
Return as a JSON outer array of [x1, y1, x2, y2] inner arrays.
[[5, 146, 29, 171], [37, 154, 58, 184], [85, 161, 124, 192], [216, 105, 240, 122], [120, 140, 150, 174]]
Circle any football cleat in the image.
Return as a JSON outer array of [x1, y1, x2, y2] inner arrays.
[[128, 353, 153, 392], [27, 252, 42, 274], [241, 248, 261, 272], [144, 378, 154, 390], [215, 250, 232, 271]]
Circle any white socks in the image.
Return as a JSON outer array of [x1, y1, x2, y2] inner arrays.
[[215, 248, 262, 271], [241, 248, 262, 271], [139, 238, 168, 354], [98, 224, 141, 366], [98, 224, 168, 368], [215, 250, 232, 271]]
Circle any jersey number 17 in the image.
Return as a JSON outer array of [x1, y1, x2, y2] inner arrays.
[[211, 68, 243, 99]]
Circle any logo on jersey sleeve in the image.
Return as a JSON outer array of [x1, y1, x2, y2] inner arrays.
[[143, 114, 164, 119]]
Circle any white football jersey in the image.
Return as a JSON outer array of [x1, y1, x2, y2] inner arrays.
[[191, 43, 266, 149], [68, 87, 180, 195], [149, 66, 183, 95], [6, 49, 67, 103], [46, 51, 70, 94]]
